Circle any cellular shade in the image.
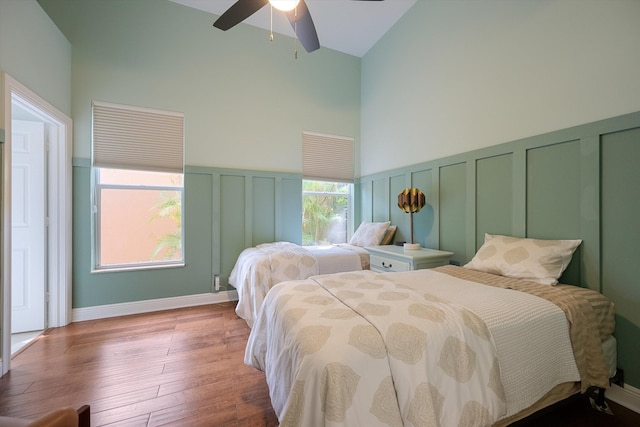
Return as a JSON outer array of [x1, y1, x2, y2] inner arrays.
[[302, 131, 354, 183], [92, 100, 184, 173]]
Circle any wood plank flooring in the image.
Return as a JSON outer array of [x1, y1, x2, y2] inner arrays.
[[1, 302, 639, 426], [0, 303, 278, 426]]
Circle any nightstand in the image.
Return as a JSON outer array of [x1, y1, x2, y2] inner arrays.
[[366, 245, 454, 273]]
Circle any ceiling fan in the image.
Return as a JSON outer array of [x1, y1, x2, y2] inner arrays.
[[213, 0, 384, 53]]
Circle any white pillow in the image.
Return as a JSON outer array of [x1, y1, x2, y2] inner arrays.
[[349, 221, 391, 247], [464, 233, 582, 285]]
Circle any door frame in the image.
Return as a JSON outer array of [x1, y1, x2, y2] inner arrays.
[[1, 72, 73, 375]]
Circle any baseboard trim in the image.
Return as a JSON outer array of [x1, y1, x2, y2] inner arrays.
[[606, 383, 640, 414], [72, 291, 239, 322]]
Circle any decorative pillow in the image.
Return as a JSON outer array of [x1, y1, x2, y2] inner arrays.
[[380, 226, 397, 245], [464, 233, 582, 285], [349, 221, 391, 247]]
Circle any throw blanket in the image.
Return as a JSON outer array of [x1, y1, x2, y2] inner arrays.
[[231, 242, 318, 328], [435, 265, 612, 392]]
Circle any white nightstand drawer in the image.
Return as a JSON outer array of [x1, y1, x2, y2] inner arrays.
[[370, 255, 410, 272], [366, 245, 454, 273]]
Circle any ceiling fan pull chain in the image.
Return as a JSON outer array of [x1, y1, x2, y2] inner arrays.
[[270, 5, 274, 42], [293, 6, 298, 59]]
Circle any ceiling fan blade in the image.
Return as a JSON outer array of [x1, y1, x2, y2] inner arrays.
[[213, 0, 269, 31], [285, 0, 320, 53]]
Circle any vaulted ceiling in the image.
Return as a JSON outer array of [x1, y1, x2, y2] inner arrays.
[[170, 0, 417, 57]]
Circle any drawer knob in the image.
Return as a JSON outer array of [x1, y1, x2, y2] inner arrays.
[[382, 262, 392, 269]]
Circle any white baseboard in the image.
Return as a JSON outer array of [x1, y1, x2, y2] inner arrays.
[[72, 290, 239, 322], [606, 383, 640, 414]]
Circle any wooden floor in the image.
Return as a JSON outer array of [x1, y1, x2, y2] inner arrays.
[[1, 303, 638, 426], [0, 303, 278, 426]]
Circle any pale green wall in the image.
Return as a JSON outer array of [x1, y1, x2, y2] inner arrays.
[[38, 0, 361, 174], [0, 0, 71, 116], [359, 111, 640, 391], [361, 0, 640, 176]]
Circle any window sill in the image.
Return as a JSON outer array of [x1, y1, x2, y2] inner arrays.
[[91, 262, 185, 274]]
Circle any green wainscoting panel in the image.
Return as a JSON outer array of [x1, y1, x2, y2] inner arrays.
[[72, 163, 92, 307], [358, 111, 640, 389], [475, 153, 513, 249], [183, 172, 215, 289], [221, 174, 246, 286], [412, 169, 435, 249], [526, 140, 581, 239], [72, 163, 214, 306], [579, 136, 601, 292], [389, 174, 407, 241], [358, 180, 374, 223], [279, 177, 303, 245], [527, 140, 581, 285], [72, 163, 305, 301], [439, 163, 467, 265], [601, 126, 640, 388], [372, 177, 390, 222], [252, 176, 276, 246]]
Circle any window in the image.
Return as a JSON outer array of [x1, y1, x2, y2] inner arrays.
[[92, 101, 184, 271], [302, 132, 354, 245], [302, 180, 352, 245], [95, 169, 183, 268]]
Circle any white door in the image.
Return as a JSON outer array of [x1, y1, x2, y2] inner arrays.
[[11, 120, 46, 333]]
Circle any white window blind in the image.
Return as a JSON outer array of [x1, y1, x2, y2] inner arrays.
[[92, 100, 184, 173], [302, 131, 354, 183]]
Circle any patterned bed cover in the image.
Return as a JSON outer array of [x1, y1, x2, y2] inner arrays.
[[245, 266, 614, 426], [230, 242, 365, 327]]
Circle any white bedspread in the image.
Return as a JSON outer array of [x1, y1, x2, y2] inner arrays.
[[306, 245, 366, 274], [245, 269, 581, 426], [230, 242, 365, 327]]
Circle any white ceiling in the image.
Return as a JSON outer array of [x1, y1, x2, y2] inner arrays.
[[170, 0, 417, 57]]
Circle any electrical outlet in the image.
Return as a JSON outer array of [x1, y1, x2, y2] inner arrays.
[[214, 275, 220, 292]]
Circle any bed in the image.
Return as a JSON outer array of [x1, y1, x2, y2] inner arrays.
[[230, 222, 396, 327], [244, 234, 617, 426]]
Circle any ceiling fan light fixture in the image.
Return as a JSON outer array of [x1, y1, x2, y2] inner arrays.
[[269, 0, 300, 12]]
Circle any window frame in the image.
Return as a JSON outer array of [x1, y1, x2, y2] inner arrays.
[[92, 167, 185, 273], [91, 100, 185, 273], [301, 179, 354, 246]]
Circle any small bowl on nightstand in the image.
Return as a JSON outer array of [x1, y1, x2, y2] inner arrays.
[[403, 243, 421, 251]]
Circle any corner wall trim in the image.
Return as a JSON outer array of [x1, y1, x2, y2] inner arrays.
[[606, 383, 640, 414], [72, 291, 239, 322]]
